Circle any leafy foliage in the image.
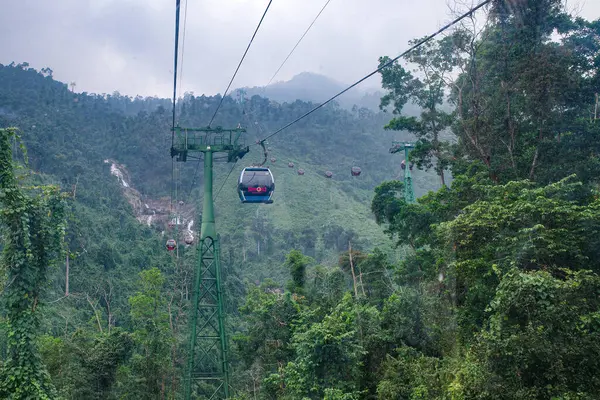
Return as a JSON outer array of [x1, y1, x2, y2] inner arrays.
[[379, 33, 461, 186], [0, 128, 66, 399], [1, 1, 600, 398]]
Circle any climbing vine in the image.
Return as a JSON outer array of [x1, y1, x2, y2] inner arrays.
[[0, 128, 67, 399]]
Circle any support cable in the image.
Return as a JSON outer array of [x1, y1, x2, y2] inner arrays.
[[213, 161, 239, 202], [266, 0, 333, 86], [174, 0, 188, 213], [171, 158, 175, 211], [177, 0, 189, 106], [185, 157, 202, 201], [186, 0, 273, 203], [208, 0, 274, 126], [171, 0, 182, 138], [256, 0, 492, 144], [170, 0, 182, 210]]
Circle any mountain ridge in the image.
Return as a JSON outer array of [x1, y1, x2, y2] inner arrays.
[[238, 71, 386, 111]]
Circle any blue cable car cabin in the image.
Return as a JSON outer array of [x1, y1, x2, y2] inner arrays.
[[238, 167, 275, 204]]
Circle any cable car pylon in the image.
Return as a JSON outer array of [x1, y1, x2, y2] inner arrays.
[[172, 126, 249, 400], [390, 141, 416, 203]]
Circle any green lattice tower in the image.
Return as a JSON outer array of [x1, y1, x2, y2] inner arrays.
[[236, 88, 246, 106], [390, 141, 416, 203], [172, 126, 249, 400]]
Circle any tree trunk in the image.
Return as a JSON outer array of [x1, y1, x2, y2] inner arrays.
[[349, 242, 358, 297], [65, 250, 69, 296], [86, 294, 103, 333], [71, 174, 80, 199], [357, 262, 366, 297]]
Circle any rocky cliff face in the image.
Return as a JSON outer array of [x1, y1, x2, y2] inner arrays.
[[104, 159, 197, 243]]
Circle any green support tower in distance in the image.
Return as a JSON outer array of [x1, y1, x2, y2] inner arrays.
[[389, 141, 416, 203], [171, 126, 249, 400]]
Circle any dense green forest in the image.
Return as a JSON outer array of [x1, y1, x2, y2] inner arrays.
[[1, 0, 600, 399]]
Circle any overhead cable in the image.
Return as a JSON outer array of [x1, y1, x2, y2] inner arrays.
[[213, 161, 239, 202], [187, 0, 273, 200], [177, 0, 189, 105], [266, 0, 333, 86], [257, 0, 492, 144], [170, 0, 182, 210], [208, 0, 274, 126], [171, 0, 182, 134]]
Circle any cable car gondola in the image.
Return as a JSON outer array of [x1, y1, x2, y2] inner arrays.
[[351, 166, 361, 176], [401, 160, 414, 171], [297, 169, 305, 175], [166, 239, 177, 251], [325, 171, 333, 178], [238, 167, 275, 204], [288, 162, 294, 168]]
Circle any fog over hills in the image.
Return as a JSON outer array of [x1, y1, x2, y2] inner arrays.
[[238, 72, 385, 111]]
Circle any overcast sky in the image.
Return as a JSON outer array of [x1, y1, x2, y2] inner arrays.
[[1, 0, 598, 98]]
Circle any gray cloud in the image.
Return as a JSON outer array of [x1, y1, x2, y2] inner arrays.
[[1, 0, 598, 98]]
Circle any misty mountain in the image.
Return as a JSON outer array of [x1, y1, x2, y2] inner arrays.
[[238, 72, 385, 111]]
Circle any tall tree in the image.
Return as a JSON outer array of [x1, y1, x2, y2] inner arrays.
[[379, 33, 462, 186], [0, 128, 66, 399], [285, 250, 311, 295], [126, 267, 174, 399], [451, 0, 600, 183]]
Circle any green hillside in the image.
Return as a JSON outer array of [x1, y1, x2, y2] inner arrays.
[[0, 62, 439, 399], [1, 3, 599, 398], [0, 62, 440, 284]]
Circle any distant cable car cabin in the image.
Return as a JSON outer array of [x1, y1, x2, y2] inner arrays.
[[288, 162, 294, 168], [178, 200, 184, 206], [401, 160, 414, 171], [351, 166, 361, 176], [238, 167, 275, 204], [297, 169, 305, 175], [325, 171, 333, 178], [271, 157, 276, 163], [166, 239, 177, 251]]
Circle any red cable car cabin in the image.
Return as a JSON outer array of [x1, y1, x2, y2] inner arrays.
[[166, 239, 177, 251]]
